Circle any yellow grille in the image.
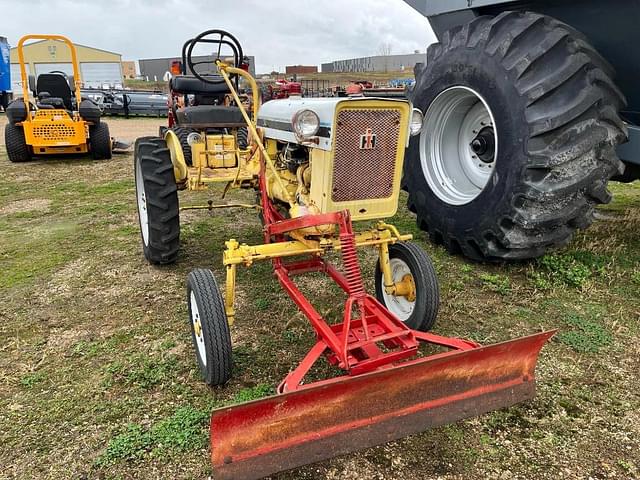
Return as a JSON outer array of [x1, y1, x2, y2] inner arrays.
[[32, 123, 78, 141], [331, 108, 401, 202], [24, 109, 87, 147]]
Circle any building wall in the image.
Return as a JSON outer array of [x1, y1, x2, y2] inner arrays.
[[122, 61, 137, 79], [321, 53, 426, 73], [10, 39, 123, 89], [285, 65, 318, 75], [139, 55, 256, 81]]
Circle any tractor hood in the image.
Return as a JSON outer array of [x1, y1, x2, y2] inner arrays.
[[257, 96, 411, 151]]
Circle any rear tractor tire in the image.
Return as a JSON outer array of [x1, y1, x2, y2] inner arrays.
[[406, 11, 627, 261], [89, 122, 112, 160], [169, 126, 195, 166], [186, 269, 233, 386], [4, 124, 32, 163], [4, 123, 32, 163], [375, 242, 439, 332], [134, 136, 180, 264]]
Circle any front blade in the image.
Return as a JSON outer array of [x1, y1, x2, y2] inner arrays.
[[211, 331, 554, 480]]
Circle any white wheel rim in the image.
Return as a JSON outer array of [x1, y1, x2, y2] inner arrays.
[[420, 86, 498, 206], [190, 291, 207, 367], [135, 158, 150, 246], [380, 258, 415, 322]]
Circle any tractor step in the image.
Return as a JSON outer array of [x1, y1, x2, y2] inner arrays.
[[210, 331, 554, 480]]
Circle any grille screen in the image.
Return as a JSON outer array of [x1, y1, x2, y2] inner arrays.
[[32, 124, 77, 141], [332, 108, 401, 202]]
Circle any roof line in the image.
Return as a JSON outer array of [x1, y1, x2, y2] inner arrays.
[[10, 38, 121, 57]]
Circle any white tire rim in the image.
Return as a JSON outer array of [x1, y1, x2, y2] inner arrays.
[[135, 158, 150, 246], [380, 258, 415, 322], [420, 86, 498, 205], [190, 291, 207, 367]]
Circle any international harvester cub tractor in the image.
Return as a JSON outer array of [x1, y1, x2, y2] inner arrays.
[[4, 35, 112, 162], [134, 30, 554, 480]]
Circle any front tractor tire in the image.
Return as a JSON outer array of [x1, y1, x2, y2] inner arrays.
[[4, 124, 32, 163], [375, 242, 439, 332], [134, 136, 180, 264], [186, 269, 233, 386], [406, 11, 627, 261]]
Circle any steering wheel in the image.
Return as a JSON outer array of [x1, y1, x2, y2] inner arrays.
[[185, 29, 243, 85]]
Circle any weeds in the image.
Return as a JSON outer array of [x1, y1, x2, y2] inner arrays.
[[231, 384, 273, 403], [531, 251, 608, 289], [97, 406, 209, 465], [479, 273, 511, 295], [556, 313, 612, 353], [20, 370, 47, 388], [105, 355, 180, 389]]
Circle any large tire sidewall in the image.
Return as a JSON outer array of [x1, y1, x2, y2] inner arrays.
[[407, 46, 530, 249]]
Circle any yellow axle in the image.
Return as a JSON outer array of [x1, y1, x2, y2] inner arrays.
[[221, 222, 413, 323]]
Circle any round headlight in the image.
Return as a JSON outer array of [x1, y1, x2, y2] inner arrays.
[[186, 132, 204, 146], [292, 109, 320, 138], [410, 108, 424, 136]]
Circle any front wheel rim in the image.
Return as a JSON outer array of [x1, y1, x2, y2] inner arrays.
[[420, 86, 498, 206], [135, 159, 150, 246], [380, 258, 416, 322], [190, 291, 207, 367]]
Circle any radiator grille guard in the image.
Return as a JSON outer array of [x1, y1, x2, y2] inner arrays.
[[331, 108, 401, 203]]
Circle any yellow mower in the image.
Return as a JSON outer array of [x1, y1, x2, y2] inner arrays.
[[3, 34, 111, 162], [134, 29, 553, 480]]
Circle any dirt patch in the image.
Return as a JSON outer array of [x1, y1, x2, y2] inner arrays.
[[0, 198, 51, 215]]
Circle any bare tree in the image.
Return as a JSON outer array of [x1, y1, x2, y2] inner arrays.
[[378, 43, 393, 56], [378, 42, 393, 72]]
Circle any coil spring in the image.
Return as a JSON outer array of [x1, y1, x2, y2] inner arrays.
[[340, 232, 365, 298]]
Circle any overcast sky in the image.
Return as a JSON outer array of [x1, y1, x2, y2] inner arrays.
[[0, 0, 436, 73]]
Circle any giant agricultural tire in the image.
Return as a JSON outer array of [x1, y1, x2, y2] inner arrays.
[[405, 11, 627, 261], [134, 136, 180, 264], [4, 124, 32, 163], [374, 242, 439, 332], [89, 122, 112, 160], [186, 268, 233, 386]]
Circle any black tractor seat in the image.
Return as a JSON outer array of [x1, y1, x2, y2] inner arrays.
[[176, 105, 246, 127], [170, 75, 231, 95], [37, 92, 66, 110], [36, 73, 74, 110]]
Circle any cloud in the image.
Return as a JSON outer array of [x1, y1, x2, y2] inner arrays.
[[0, 0, 436, 72]]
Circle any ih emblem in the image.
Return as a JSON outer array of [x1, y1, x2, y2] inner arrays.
[[360, 128, 377, 150]]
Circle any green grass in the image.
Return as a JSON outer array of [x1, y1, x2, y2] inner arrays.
[[1, 123, 640, 479]]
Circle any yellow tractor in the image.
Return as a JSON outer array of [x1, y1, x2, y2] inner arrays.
[[134, 29, 553, 480], [3, 34, 111, 162]]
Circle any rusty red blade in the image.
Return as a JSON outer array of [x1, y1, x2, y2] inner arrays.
[[211, 331, 555, 480]]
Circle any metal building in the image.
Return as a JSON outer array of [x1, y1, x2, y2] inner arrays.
[[321, 53, 426, 73], [139, 55, 256, 82], [9, 39, 123, 90]]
